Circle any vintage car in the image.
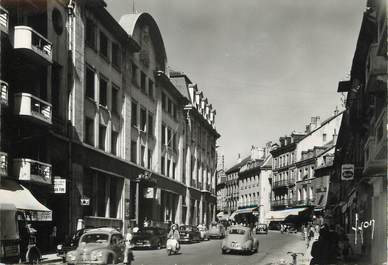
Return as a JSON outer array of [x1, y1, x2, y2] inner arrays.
[[131, 227, 167, 249], [197, 225, 209, 241], [221, 225, 259, 254], [255, 224, 268, 234], [57, 228, 90, 262], [66, 228, 127, 265], [178, 225, 201, 243], [208, 222, 225, 239]]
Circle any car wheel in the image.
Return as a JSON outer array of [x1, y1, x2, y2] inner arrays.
[[221, 249, 226, 255]]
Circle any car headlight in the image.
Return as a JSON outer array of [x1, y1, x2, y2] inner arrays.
[[57, 244, 63, 250], [90, 250, 103, 261]]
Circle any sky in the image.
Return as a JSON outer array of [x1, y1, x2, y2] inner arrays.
[[107, 0, 366, 169]]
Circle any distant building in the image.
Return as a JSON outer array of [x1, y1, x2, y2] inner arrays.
[[268, 111, 342, 223]]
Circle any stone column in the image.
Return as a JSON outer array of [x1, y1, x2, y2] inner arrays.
[[199, 195, 203, 224], [175, 194, 182, 224], [105, 175, 111, 218]]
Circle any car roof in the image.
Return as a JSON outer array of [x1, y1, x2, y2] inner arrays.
[[228, 225, 251, 230], [84, 227, 120, 234]]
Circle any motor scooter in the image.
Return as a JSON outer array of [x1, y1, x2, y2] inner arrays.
[[166, 237, 179, 256]]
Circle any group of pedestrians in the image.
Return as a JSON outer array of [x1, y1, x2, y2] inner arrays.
[[309, 224, 353, 265]]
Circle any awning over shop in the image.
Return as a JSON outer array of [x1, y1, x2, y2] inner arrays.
[[230, 207, 258, 220], [266, 208, 308, 222], [0, 179, 52, 221]]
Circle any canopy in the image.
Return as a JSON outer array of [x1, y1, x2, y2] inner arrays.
[[0, 179, 52, 221], [229, 207, 259, 220], [266, 208, 308, 222]]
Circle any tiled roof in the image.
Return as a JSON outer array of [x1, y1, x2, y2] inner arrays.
[[225, 156, 251, 174]]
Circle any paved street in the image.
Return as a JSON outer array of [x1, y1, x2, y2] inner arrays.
[[131, 231, 309, 265]]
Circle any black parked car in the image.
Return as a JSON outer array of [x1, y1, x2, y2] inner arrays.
[[56, 228, 90, 262], [178, 225, 201, 243], [132, 227, 167, 249]]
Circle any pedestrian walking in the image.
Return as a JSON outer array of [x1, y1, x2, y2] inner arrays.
[[124, 225, 134, 265], [306, 226, 315, 248], [310, 227, 336, 265]]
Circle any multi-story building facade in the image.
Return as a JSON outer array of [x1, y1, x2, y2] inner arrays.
[[170, 72, 219, 225], [269, 111, 342, 223], [216, 169, 226, 214], [237, 145, 272, 224], [0, 0, 220, 253], [224, 156, 249, 215], [328, 0, 387, 263]]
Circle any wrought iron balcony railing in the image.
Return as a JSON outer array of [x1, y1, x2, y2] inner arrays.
[[14, 93, 52, 124], [13, 158, 52, 185]]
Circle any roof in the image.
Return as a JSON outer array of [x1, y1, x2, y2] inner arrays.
[[119, 13, 167, 68], [85, 227, 120, 234], [225, 156, 251, 174], [170, 75, 191, 100]]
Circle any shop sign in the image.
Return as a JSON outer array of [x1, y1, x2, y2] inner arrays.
[[341, 164, 354, 181], [53, 178, 66, 194], [80, 197, 90, 206], [351, 213, 375, 245]]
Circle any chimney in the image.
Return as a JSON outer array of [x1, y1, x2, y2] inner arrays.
[[251, 146, 265, 160], [237, 153, 242, 163]]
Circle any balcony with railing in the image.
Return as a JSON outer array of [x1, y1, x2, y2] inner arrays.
[[14, 93, 52, 125], [0, 152, 7, 176], [272, 180, 288, 189], [0, 80, 8, 106], [13, 26, 52, 64], [0, 6, 8, 34], [13, 158, 52, 185], [363, 110, 386, 175], [365, 44, 387, 94]]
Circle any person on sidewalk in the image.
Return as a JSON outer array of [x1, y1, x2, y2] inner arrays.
[[310, 227, 336, 265], [124, 225, 134, 265]]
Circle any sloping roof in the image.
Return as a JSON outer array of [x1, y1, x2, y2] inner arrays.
[[170, 76, 190, 100], [225, 156, 251, 174], [119, 13, 167, 66]]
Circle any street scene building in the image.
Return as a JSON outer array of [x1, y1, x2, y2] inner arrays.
[[0, 0, 219, 259], [0, 0, 386, 264]]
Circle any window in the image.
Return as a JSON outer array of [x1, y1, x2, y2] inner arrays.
[[140, 72, 146, 93], [86, 18, 96, 49], [140, 107, 147, 132], [99, 76, 108, 106], [85, 66, 95, 99], [148, 112, 153, 137], [173, 103, 177, 119], [167, 128, 172, 148], [161, 156, 165, 175], [99, 31, 108, 59], [85, 117, 94, 145], [322, 133, 327, 142], [162, 92, 166, 111], [167, 98, 172, 114], [111, 43, 121, 69], [132, 63, 138, 85], [112, 85, 119, 115], [172, 162, 176, 179], [111, 130, 118, 155], [167, 159, 171, 177], [99, 125, 106, 150], [172, 134, 177, 151], [131, 141, 137, 163], [141, 145, 145, 167], [148, 79, 154, 98], [162, 124, 166, 145], [131, 101, 138, 127], [147, 149, 152, 169]]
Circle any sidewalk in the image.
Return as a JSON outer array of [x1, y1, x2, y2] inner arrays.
[[260, 233, 312, 265]]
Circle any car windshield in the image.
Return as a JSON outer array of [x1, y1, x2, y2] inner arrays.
[[135, 228, 155, 235], [229, 229, 246, 235], [179, 226, 192, 231], [80, 233, 109, 244]]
